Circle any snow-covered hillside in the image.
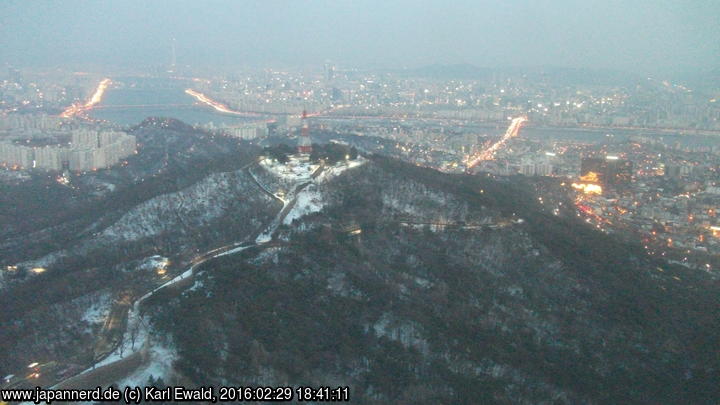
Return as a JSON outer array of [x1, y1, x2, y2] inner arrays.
[[100, 169, 275, 242], [283, 184, 324, 225], [13, 168, 280, 271]]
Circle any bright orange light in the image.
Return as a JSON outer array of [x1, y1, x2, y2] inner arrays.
[[710, 226, 720, 237], [60, 78, 111, 118], [185, 89, 237, 114], [572, 183, 602, 195], [580, 171, 600, 183], [466, 116, 527, 167], [184, 89, 263, 118]]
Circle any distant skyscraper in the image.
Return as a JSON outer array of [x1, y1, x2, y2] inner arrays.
[[168, 38, 177, 73], [297, 110, 312, 154], [324, 63, 335, 82]]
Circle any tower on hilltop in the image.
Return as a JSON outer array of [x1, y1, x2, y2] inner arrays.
[[297, 110, 312, 154]]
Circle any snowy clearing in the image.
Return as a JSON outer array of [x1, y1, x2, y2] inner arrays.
[[137, 255, 170, 272], [259, 156, 319, 182], [115, 340, 177, 388], [81, 293, 113, 326], [283, 184, 324, 225]]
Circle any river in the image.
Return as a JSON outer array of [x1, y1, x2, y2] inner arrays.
[[88, 77, 263, 127], [89, 77, 717, 147]]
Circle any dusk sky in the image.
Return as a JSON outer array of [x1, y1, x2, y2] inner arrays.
[[1, 0, 719, 74]]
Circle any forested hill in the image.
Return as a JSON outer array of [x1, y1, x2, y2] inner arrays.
[[153, 155, 720, 404], [0, 119, 273, 374]]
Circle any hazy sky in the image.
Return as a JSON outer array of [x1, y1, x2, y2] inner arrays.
[[1, 0, 718, 74]]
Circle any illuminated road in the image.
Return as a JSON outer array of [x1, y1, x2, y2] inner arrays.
[[185, 89, 262, 117], [466, 116, 527, 169], [183, 89, 398, 122], [60, 78, 112, 118], [1, 362, 58, 390], [182, 90, 516, 127]]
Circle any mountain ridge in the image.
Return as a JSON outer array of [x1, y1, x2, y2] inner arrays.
[[150, 155, 720, 404]]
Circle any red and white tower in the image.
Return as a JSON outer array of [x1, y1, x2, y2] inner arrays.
[[297, 110, 312, 154]]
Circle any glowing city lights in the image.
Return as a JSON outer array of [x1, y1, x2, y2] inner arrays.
[[60, 78, 111, 118], [184, 88, 261, 117], [466, 116, 527, 168], [571, 183, 603, 195]]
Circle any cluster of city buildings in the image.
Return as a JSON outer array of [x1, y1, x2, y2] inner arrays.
[[201, 121, 269, 140], [0, 67, 100, 114], [469, 130, 720, 262], [0, 113, 63, 131], [191, 67, 720, 132], [1, 66, 717, 270], [310, 112, 720, 270], [570, 148, 720, 262], [0, 114, 136, 172]]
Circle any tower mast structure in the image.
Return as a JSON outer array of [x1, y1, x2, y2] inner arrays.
[[297, 110, 312, 154]]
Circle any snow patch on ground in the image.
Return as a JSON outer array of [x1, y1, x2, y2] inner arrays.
[[249, 247, 280, 265], [16, 250, 66, 271], [414, 277, 432, 289], [90, 305, 148, 370], [188, 279, 204, 292], [116, 340, 177, 388], [137, 255, 170, 272], [82, 292, 112, 325], [255, 232, 272, 244], [255, 192, 293, 244], [82, 265, 193, 373], [283, 184, 324, 225]]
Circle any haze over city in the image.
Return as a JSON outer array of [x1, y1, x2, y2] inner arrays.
[[2, 0, 719, 74]]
